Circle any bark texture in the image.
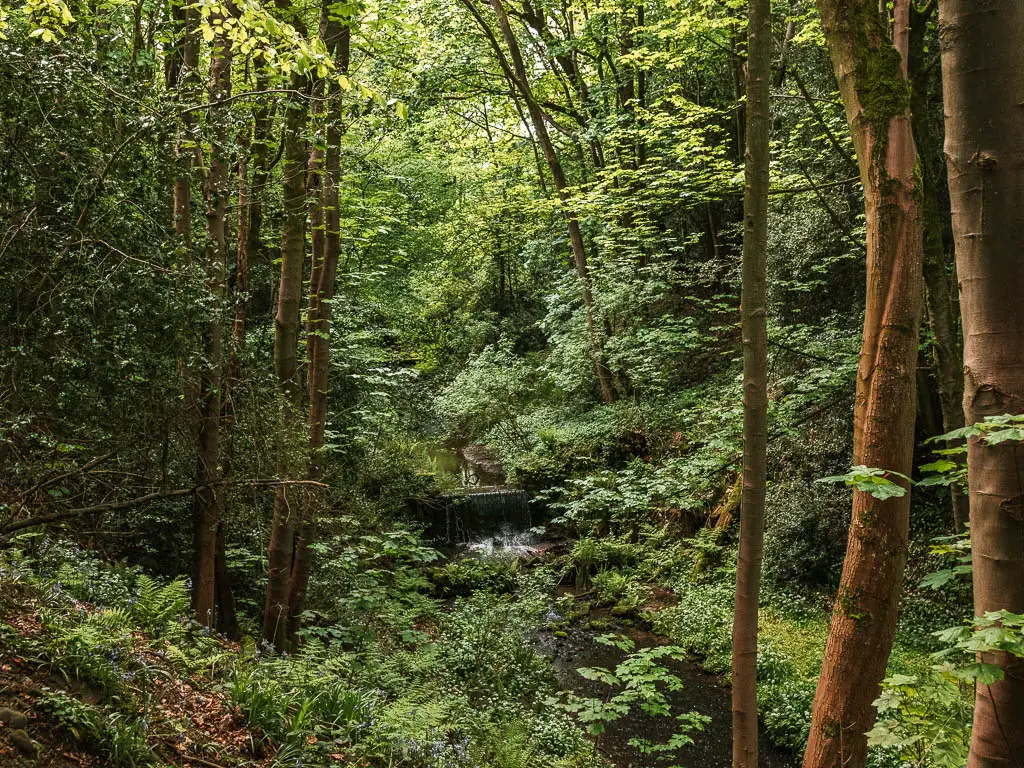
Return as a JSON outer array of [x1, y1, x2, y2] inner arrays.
[[938, 1, 1024, 763], [802, 0, 924, 766], [286, 15, 351, 645], [192, 18, 232, 627], [262, 71, 310, 650], [731, 0, 770, 760]]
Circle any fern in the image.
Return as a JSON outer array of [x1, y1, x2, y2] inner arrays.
[[130, 574, 188, 632]]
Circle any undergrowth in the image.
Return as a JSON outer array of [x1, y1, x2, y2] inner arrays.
[[0, 534, 602, 768]]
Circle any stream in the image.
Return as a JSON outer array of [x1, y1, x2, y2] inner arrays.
[[539, 592, 797, 768], [427, 444, 798, 768]]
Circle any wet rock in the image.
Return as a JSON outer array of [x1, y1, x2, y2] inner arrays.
[[10, 728, 39, 759], [0, 708, 28, 730]]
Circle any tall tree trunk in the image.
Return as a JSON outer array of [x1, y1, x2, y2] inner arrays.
[[212, 133, 252, 642], [487, 0, 616, 403], [262, 71, 310, 651], [731, 0, 770, 761], [168, 0, 202, 452], [286, 14, 351, 647], [168, 0, 198, 242], [802, 1, 924, 766], [246, 66, 276, 316], [192, 15, 232, 627], [938, 1, 1024, 763], [908, 3, 967, 531]]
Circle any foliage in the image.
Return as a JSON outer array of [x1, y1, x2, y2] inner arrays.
[[818, 465, 911, 499], [430, 557, 519, 597], [763, 479, 850, 588], [554, 633, 709, 761], [866, 670, 971, 768]]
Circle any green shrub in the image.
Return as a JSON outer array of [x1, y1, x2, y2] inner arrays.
[[763, 479, 850, 589], [431, 557, 519, 597], [38, 689, 153, 767]]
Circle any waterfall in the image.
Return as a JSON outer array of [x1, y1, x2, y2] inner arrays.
[[425, 444, 545, 557]]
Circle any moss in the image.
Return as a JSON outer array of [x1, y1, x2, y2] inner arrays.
[[839, 0, 913, 170], [838, 585, 869, 622], [856, 44, 911, 132]]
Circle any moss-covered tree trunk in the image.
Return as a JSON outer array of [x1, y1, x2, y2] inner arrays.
[[938, 0, 1024, 763], [802, 0, 924, 765]]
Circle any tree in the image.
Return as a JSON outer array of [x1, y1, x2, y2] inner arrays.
[[802, 0, 925, 765], [461, 0, 617, 404], [731, 0, 770, 761], [907, 1, 967, 531], [286, 7, 353, 644], [167, 0, 198, 244], [191, 9, 233, 628], [263, 63, 311, 650], [938, 0, 1024, 763]]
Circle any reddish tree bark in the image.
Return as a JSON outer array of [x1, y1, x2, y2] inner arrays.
[[938, 0, 1024, 763], [286, 12, 352, 646], [262, 68, 311, 650], [802, 0, 924, 766], [731, 0, 770, 761]]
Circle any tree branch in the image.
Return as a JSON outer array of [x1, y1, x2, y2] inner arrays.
[[1, 479, 330, 539]]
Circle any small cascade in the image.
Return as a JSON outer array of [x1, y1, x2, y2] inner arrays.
[[461, 489, 532, 530], [424, 444, 545, 558]]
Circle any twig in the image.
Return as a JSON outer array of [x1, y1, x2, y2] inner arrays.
[[1, 478, 329, 537], [17, 452, 117, 500], [767, 176, 861, 196]]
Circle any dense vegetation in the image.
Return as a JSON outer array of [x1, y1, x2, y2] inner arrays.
[[0, 0, 1021, 766]]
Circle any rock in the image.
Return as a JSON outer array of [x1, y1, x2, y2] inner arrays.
[[9, 728, 39, 759], [0, 708, 28, 730]]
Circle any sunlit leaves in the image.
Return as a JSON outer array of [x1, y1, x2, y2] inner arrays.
[[9, 0, 75, 42], [816, 466, 910, 499], [932, 413, 1024, 445]]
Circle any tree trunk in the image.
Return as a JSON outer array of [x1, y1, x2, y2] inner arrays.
[[214, 521, 238, 638], [168, 0, 198, 242], [286, 14, 351, 647], [212, 124, 252, 642], [908, 3, 967, 531], [802, 1, 924, 766], [731, 0, 770, 760], [262, 71, 310, 651], [246, 66, 276, 316], [485, 0, 616, 403], [192, 16, 232, 628], [938, 1, 1024, 764]]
